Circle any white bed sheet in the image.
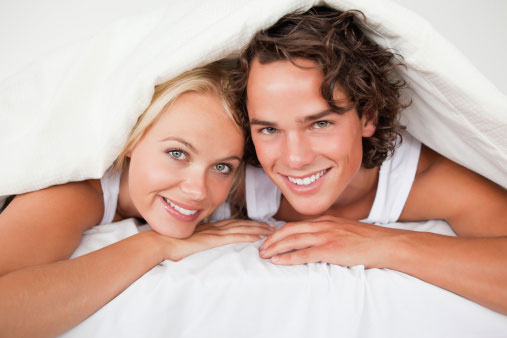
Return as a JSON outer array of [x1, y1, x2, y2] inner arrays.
[[64, 220, 507, 338]]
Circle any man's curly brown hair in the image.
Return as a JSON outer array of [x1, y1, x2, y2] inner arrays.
[[229, 6, 408, 169]]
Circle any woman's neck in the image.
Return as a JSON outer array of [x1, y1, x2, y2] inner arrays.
[[116, 165, 141, 220]]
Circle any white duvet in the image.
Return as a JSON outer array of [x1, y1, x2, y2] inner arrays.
[[0, 0, 506, 199], [1, 0, 506, 336], [65, 219, 506, 338]]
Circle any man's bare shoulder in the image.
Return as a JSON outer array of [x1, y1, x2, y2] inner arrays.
[[400, 145, 507, 235]]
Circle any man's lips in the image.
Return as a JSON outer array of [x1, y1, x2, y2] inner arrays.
[[280, 168, 330, 193]]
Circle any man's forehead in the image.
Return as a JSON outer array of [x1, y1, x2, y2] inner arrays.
[[247, 58, 348, 99]]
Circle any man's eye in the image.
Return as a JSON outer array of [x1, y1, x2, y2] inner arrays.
[[215, 163, 232, 174], [313, 121, 330, 129], [168, 150, 187, 160], [261, 127, 277, 135]]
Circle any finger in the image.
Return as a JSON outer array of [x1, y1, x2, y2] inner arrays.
[[194, 221, 238, 233], [216, 221, 274, 231], [201, 219, 274, 231], [221, 233, 266, 244], [197, 219, 239, 230], [195, 234, 264, 251], [270, 247, 325, 265], [259, 221, 319, 251], [202, 225, 274, 236], [259, 232, 325, 258]]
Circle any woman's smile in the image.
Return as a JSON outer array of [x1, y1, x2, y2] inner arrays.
[[160, 196, 201, 222], [124, 91, 244, 237]]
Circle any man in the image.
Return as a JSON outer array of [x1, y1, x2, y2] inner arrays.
[[230, 6, 507, 314]]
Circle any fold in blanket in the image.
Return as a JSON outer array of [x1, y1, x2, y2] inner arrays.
[[0, 0, 506, 201], [63, 219, 507, 338]]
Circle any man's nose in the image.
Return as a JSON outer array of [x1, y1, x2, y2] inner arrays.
[[282, 132, 315, 169]]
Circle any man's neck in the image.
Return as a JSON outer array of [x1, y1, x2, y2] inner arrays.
[[275, 166, 379, 222]]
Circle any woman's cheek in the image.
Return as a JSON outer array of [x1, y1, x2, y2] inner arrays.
[[211, 176, 234, 207]]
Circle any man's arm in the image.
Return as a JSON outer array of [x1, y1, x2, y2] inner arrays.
[[259, 145, 507, 313], [401, 145, 506, 236], [393, 145, 507, 313]]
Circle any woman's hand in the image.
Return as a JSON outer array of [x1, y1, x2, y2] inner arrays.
[[258, 215, 402, 268], [162, 219, 274, 262]]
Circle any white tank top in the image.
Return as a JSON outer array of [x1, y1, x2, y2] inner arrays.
[[99, 167, 121, 225], [245, 132, 422, 224]]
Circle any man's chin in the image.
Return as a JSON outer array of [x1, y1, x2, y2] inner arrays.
[[285, 195, 332, 217]]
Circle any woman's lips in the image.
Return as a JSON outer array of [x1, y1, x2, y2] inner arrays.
[[161, 196, 202, 222]]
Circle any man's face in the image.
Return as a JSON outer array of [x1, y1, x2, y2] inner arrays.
[[246, 58, 375, 215]]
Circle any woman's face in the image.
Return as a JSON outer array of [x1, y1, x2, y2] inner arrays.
[[246, 58, 375, 215], [127, 91, 244, 238]]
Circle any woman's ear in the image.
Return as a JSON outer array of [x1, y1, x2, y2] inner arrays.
[[361, 109, 377, 137], [126, 149, 133, 158]]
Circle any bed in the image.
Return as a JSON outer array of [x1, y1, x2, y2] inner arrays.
[[64, 219, 507, 337], [1, 0, 506, 336]]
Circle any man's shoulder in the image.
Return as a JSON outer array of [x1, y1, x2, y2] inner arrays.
[[402, 145, 506, 232]]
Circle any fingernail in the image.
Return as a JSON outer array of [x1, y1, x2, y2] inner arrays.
[[259, 249, 266, 257], [271, 256, 280, 263]]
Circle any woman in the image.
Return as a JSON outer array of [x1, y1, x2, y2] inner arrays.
[[0, 61, 273, 336]]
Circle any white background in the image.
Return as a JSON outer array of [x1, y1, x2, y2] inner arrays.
[[0, 0, 506, 94]]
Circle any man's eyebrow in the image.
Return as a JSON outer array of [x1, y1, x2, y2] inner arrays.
[[249, 109, 336, 127], [297, 109, 335, 123], [161, 137, 197, 153], [249, 118, 277, 127]]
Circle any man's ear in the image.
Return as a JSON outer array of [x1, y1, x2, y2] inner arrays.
[[361, 109, 377, 137]]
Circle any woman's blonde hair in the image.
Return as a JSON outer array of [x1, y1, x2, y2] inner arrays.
[[115, 60, 247, 218]]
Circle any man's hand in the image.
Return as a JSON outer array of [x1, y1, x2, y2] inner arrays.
[[259, 216, 402, 267]]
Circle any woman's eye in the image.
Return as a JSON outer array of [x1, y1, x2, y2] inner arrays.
[[313, 120, 330, 129], [261, 127, 277, 135], [168, 150, 187, 160], [215, 163, 232, 175]]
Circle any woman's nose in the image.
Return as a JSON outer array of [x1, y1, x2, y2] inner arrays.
[[179, 170, 207, 201]]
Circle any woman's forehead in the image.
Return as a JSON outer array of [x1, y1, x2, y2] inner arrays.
[[148, 92, 244, 155]]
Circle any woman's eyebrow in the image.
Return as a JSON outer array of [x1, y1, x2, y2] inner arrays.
[[161, 137, 197, 153], [219, 155, 242, 162]]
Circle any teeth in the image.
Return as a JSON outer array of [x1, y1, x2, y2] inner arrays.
[[288, 169, 327, 186], [164, 198, 198, 215]]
